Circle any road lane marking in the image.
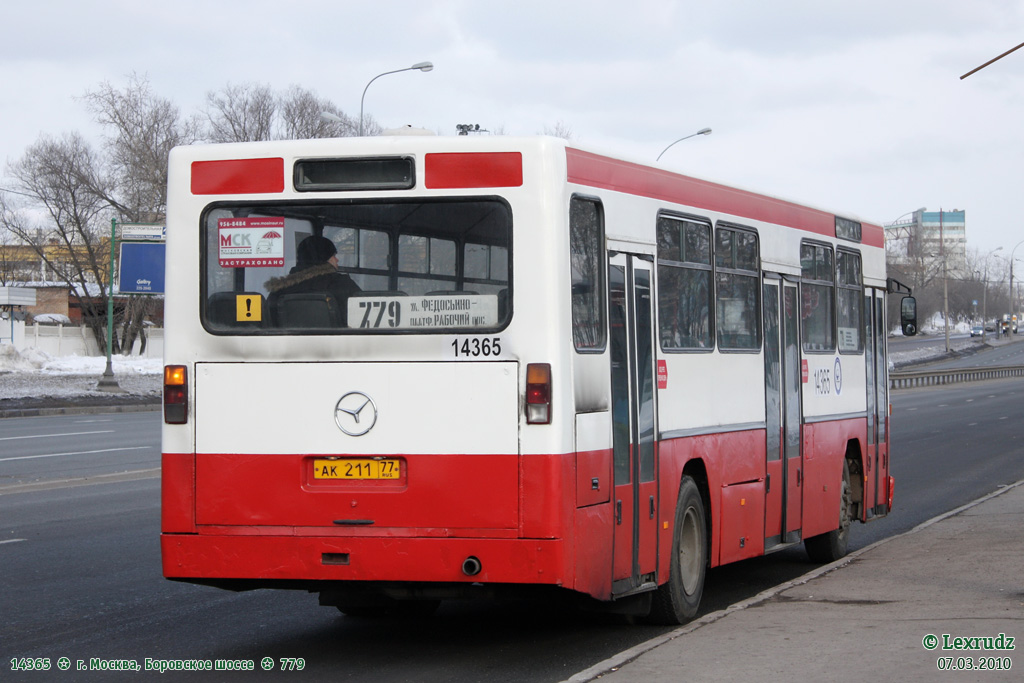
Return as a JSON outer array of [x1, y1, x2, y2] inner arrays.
[[0, 430, 115, 441], [0, 468, 160, 495], [0, 539, 27, 545], [0, 446, 152, 463]]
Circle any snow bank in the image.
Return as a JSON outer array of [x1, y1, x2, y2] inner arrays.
[[0, 345, 161, 376]]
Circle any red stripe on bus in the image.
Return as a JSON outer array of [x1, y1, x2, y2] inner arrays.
[[425, 152, 523, 189], [161, 535, 565, 584], [191, 158, 285, 195], [566, 148, 884, 248]]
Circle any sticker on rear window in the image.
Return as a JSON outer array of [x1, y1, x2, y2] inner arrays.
[[349, 294, 498, 330], [218, 217, 285, 268]]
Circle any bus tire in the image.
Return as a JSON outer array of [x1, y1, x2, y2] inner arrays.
[[647, 475, 706, 625], [804, 459, 852, 563]]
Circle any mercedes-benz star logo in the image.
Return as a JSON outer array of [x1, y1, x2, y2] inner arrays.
[[334, 392, 378, 436]]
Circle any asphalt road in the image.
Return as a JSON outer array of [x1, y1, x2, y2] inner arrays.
[[2, 375, 1023, 682], [922, 335, 1024, 370]]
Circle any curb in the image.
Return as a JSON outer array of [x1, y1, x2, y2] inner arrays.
[[562, 478, 1024, 683]]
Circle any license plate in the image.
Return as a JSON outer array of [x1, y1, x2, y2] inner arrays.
[[313, 458, 401, 480]]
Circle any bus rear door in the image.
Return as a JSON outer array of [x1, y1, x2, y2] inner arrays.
[[762, 277, 803, 548], [609, 252, 659, 594]]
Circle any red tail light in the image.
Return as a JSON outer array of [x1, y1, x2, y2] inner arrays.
[[164, 365, 188, 424], [526, 363, 551, 424], [888, 476, 895, 511]]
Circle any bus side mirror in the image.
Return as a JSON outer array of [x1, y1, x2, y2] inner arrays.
[[900, 296, 917, 336]]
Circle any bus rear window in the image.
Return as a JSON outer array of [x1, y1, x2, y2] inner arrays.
[[201, 199, 511, 334]]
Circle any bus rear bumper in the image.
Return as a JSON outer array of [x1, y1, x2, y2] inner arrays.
[[161, 533, 566, 587]]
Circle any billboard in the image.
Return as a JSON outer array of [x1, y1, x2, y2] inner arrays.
[[118, 242, 166, 294]]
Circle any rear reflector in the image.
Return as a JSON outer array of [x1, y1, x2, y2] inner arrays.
[[525, 363, 551, 424], [164, 365, 188, 424], [191, 158, 285, 195]]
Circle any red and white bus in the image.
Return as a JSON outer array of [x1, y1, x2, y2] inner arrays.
[[161, 135, 916, 622]]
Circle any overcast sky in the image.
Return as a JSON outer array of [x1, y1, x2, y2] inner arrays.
[[2, 1, 1023, 262]]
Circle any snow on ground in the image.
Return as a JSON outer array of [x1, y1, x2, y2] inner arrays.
[[0, 345, 161, 400], [889, 337, 981, 368]]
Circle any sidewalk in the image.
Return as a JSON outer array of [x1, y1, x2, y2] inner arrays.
[[569, 481, 1023, 682]]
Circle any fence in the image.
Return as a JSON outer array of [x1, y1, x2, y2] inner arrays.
[[890, 365, 1024, 390], [0, 319, 163, 358]]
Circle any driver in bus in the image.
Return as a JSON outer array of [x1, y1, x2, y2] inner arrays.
[[266, 235, 361, 326]]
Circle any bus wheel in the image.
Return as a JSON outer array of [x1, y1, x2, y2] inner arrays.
[[804, 460, 852, 563], [647, 476, 706, 625]]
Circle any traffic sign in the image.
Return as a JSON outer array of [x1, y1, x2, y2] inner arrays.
[[120, 223, 165, 241]]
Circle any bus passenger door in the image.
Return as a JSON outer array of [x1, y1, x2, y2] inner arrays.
[[609, 253, 659, 594], [782, 282, 803, 541], [864, 288, 890, 518], [762, 278, 783, 548], [765, 279, 803, 546]]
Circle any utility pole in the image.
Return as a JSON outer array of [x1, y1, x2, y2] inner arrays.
[[941, 209, 950, 353]]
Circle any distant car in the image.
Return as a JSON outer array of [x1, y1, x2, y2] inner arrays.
[[971, 325, 984, 337], [985, 323, 995, 332]]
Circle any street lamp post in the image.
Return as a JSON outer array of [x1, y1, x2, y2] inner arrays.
[[359, 61, 433, 137], [1009, 239, 1024, 328], [656, 128, 712, 161], [940, 209, 950, 353], [981, 247, 1002, 341]]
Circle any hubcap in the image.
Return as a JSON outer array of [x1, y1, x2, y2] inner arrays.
[[678, 505, 702, 594]]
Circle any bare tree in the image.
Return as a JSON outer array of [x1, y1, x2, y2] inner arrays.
[[204, 82, 277, 143], [543, 120, 575, 140], [2, 75, 198, 353], [82, 73, 200, 221], [1, 133, 112, 349], [278, 86, 356, 139], [81, 74, 199, 352]]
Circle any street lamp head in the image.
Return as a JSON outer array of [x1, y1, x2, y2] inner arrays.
[[359, 60, 436, 137], [656, 127, 714, 161]]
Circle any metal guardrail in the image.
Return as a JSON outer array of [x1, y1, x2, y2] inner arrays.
[[890, 365, 1024, 390]]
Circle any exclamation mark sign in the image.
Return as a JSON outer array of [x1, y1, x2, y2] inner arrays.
[[236, 294, 260, 322]]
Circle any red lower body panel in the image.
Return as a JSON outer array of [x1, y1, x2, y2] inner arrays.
[[162, 534, 565, 585]]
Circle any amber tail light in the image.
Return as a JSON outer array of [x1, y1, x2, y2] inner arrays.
[[525, 363, 551, 425], [164, 365, 188, 425]]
